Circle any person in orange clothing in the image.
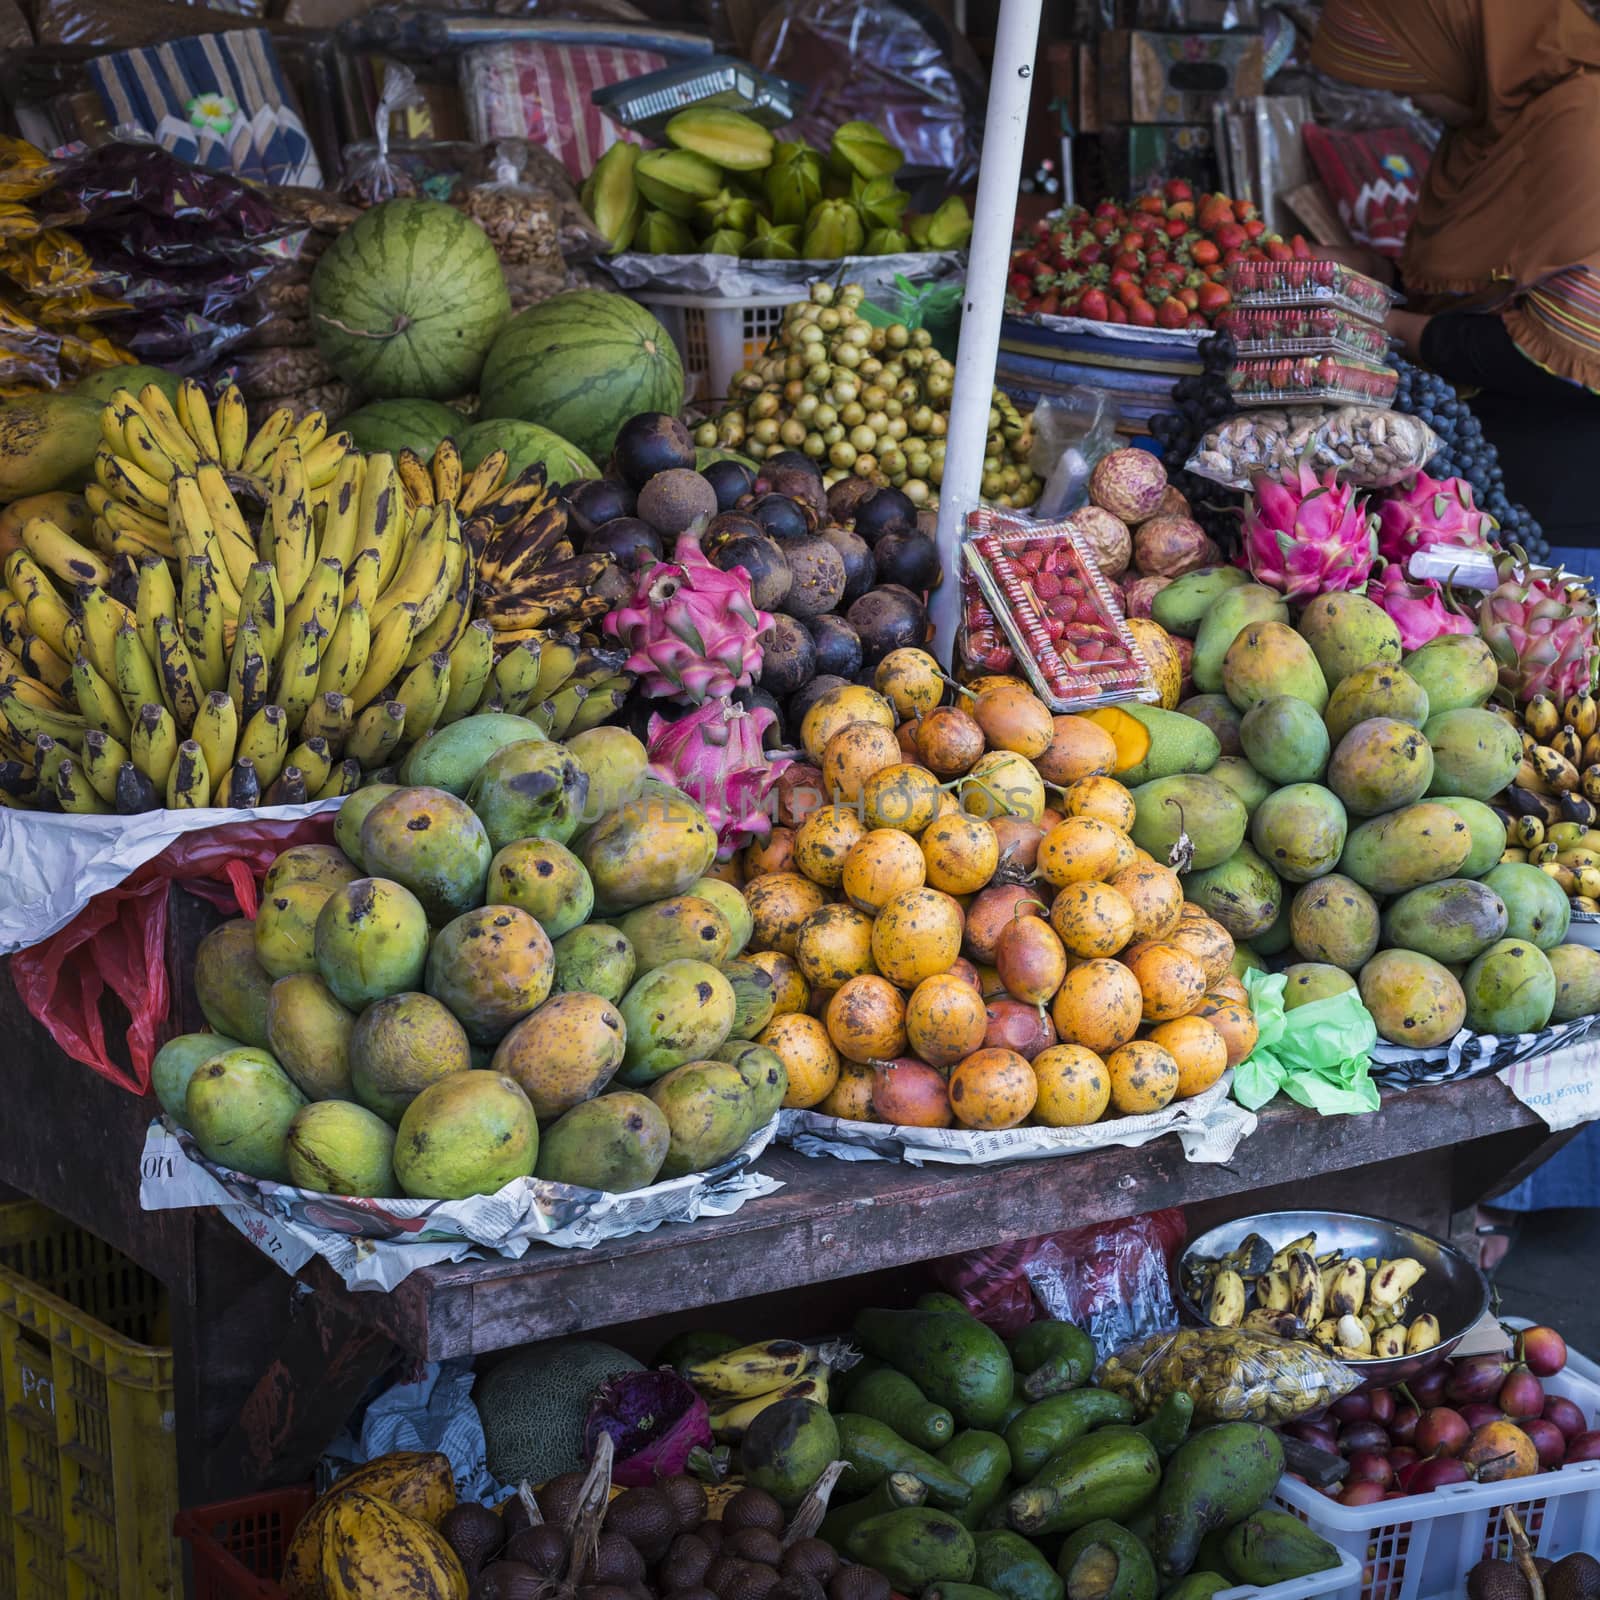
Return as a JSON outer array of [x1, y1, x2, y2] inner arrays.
[[1312, 0, 1600, 568]]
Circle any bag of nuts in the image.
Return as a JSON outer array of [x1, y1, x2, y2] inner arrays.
[[455, 139, 562, 270], [1187, 405, 1441, 490]]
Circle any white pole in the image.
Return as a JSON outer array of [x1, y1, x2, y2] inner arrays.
[[930, 0, 1043, 668]]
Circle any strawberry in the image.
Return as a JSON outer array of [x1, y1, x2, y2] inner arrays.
[[1037, 291, 1060, 315], [1116, 277, 1144, 307], [1157, 296, 1189, 329], [1107, 301, 1128, 324], [1243, 219, 1266, 241], [1176, 286, 1199, 311], [1146, 248, 1169, 268], [1093, 200, 1120, 220], [1186, 313, 1209, 330], [1190, 239, 1220, 266], [1164, 178, 1194, 203], [1292, 234, 1313, 259], [1034, 573, 1063, 599], [1265, 238, 1294, 261], [1092, 217, 1116, 241], [1043, 616, 1066, 641], [1215, 221, 1247, 250], [1165, 217, 1189, 239], [1196, 281, 1232, 314], [1128, 298, 1157, 327], [1109, 265, 1137, 292], [1222, 246, 1247, 266], [1009, 272, 1033, 297], [1233, 198, 1257, 222], [1078, 242, 1102, 265], [1113, 250, 1143, 272], [1075, 598, 1103, 622], [1135, 193, 1165, 215], [1078, 287, 1109, 320]]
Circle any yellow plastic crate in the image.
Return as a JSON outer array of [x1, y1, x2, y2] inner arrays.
[[0, 1203, 177, 1600]]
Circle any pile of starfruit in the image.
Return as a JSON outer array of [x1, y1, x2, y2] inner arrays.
[[580, 111, 973, 262]]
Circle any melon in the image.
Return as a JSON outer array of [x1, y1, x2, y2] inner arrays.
[[340, 398, 464, 456], [478, 290, 685, 464], [459, 419, 598, 486], [309, 198, 510, 400], [477, 1337, 643, 1484], [73, 365, 181, 404]]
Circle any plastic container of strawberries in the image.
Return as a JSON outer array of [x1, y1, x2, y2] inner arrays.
[[1220, 305, 1393, 362], [1228, 355, 1398, 409], [1226, 258, 1398, 323]]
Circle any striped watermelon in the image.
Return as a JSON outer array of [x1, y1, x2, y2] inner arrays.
[[477, 290, 684, 464], [310, 199, 509, 401], [458, 419, 597, 486], [340, 398, 464, 456]]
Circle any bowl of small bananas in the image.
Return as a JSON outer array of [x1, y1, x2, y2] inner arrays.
[[1178, 1210, 1490, 1388]]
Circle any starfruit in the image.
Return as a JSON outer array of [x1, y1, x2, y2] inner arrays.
[[764, 141, 824, 226], [802, 197, 865, 259], [742, 217, 801, 260], [664, 107, 775, 172], [906, 214, 933, 249], [588, 141, 642, 253], [635, 149, 721, 218], [636, 209, 697, 255], [828, 120, 905, 181], [864, 227, 910, 256], [852, 174, 910, 230], [702, 228, 749, 256], [697, 188, 758, 235], [925, 195, 974, 250]]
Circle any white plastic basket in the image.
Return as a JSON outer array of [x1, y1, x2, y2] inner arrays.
[[1271, 1324, 1600, 1600], [632, 292, 791, 403], [1217, 1549, 1366, 1600]]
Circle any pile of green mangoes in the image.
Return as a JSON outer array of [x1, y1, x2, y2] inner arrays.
[[152, 712, 788, 1201], [1125, 578, 1600, 1043], [726, 1296, 1341, 1600]]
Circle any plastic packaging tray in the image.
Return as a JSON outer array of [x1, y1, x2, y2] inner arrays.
[[1227, 259, 1398, 323], [1221, 305, 1392, 362], [1228, 355, 1398, 408], [1271, 1322, 1600, 1600], [591, 56, 802, 138]]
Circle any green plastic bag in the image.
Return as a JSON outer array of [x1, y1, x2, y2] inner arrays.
[[1234, 969, 1380, 1116]]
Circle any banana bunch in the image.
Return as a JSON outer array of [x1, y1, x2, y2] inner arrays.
[[1188, 1230, 1441, 1362], [1497, 694, 1600, 904], [399, 442, 626, 648], [680, 1338, 844, 1445]]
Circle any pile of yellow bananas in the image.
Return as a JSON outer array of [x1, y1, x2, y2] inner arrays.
[[680, 1339, 843, 1445], [1188, 1231, 1441, 1362], [0, 381, 628, 813], [1502, 692, 1600, 906]]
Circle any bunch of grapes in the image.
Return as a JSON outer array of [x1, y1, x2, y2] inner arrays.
[[1147, 330, 1243, 553], [1387, 351, 1548, 560]]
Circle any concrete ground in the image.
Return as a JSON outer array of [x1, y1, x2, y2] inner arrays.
[[1493, 1208, 1600, 1353]]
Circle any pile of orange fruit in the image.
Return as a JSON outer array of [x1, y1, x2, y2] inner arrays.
[[725, 646, 1260, 1132]]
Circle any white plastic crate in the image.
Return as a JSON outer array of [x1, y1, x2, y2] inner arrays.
[[1217, 1548, 1366, 1600], [633, 292, 791, 403], [1271, 1323, 1600, 1600]]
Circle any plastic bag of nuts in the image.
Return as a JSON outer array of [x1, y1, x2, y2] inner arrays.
[[455, 140, 562, 269], [1186, 405, 1440, 490]]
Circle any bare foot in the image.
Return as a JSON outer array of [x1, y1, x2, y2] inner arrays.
[[1476, 1204, 1518, 1273]]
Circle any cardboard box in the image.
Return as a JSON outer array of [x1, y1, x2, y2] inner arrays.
[[1098, 29, 1264, 124], [1098, 123, 1218, 196]]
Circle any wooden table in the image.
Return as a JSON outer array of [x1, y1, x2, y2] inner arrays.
[[0, 888, 1578, 1503]]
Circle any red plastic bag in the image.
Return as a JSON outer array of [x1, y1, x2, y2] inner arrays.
[[8, 813, 335, 1094], [934, 1209, 1186, 1355]]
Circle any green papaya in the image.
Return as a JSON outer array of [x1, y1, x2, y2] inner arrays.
[[655, 1328, 742, 1370], [1006, 1390, 1136, 1480], [1057, 1520, 1159, 1600], [1000, 1393, 1029, 1429], [1147, 1423, 1285, 1580], [846, 1508, 977, 1590], [1006, 1428, 1161, 1536], [836, 1413, 974, 1507], [974, 1529, 1066, 1600], [918, 1292, 976, 1316], [854, 1308, 1015, 1428], [1011, 1321, 1098, 1400], [1220, 1510, 1340, 1585], [937, 1431, 1012, 1530], [1161, 1575, 1231, 1600], [1135, 1392, 1195, 1460], [819, 1471, 927, 1547], [844, 1362, 956, 1450]]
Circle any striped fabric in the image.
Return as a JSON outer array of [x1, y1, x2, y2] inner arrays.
[[1311, 0, 1434, 90], [86, 29, 319, 188], [1513, 265, 1600, 390]]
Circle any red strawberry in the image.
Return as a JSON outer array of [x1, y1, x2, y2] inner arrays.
[[1107, 301, 1128, 323], [1075, 598, 1103, 621], [1034, 573, 1063, 599], [1265, 239, 1294, 261], [1164, 178, 1194, 203], [1233, 198, 1257, 222], [1215, 221, 1247, 250], [1177, 286, 1199, 311], [1165, 217, 1189, 239], [1243, 219, 1266, 240], [1009, 272, 1033, 297], [1191, 239, 1220, 266], [1135, 193, 1165, 215], [1292, 234, 1313, 259], [1186, 313, 1208, 330], [1078, 242, 1102, 265], [1078, 287, 1109, 320], [1113, 250, 1143, 272], [1197, 282, 1232, 314], [1128, 298, 1157, 327]]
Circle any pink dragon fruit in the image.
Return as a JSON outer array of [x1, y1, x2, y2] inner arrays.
[[1367, 562, 1476, 650], [1376, 472, 1498, 566], [604, 532, 770, 702], [648, 699, 791, 858], [1242, 462, 1378, 601], [1477, 550, 1599, 705]]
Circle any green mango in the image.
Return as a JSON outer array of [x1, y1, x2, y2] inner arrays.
[[853, 1308, 1015, 1429], [1146, 1423, 1285, 1580]]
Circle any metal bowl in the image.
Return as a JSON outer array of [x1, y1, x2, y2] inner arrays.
[[1177, 1210, 1490, 1389]]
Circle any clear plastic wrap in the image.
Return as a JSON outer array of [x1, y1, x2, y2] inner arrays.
[[1221, 305, 1392, 362], [1228, 353, 1398, 408], [1187, 405, 1440, 489], [1029, 388, 1118, 520], [454, 139, 563, 268], [1227, 257, 1398, 321], [751, 0, 985, 184], [342, 63, 424, 206], [1097, 1326, 1359, 1423]]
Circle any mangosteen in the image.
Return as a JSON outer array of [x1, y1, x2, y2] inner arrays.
[[827, 476, 877, 525], [806, 614, 862, 679], [761, 449, 824, 484], [658, 1475, 709, 1532], [703, 457, 756, 510], [582, 516, 663, 571], [440, 1502, 503, 1574], [819, 525, 875, 603], [480, 1562, 545, 1600], [748, 493, 813, 543], [788, 673, 849, 727], [709, 532, 792, 612], [854, 486, 916, 545], [614, 412, 696, 487], [568, 478, 637, 535], [504, 1524, 568, 1577], [848, 587, 927, 666], [758, 614, 816, 696], [758, 465, 827, 522], [638, 469, 718, 536], [872, 529, 940, 591], [780, 537, 847, 619], [703, 510, 765, 553], [735, 685, 786, 749], [721, 1487, 784, 1534]]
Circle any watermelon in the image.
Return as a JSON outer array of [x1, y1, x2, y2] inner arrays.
[[477, 290, 684, 464], [73, 365, 181, 405], [340, 398, 463, 457], [309, 198, 509, 400], [458, 419, 597, 486]]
